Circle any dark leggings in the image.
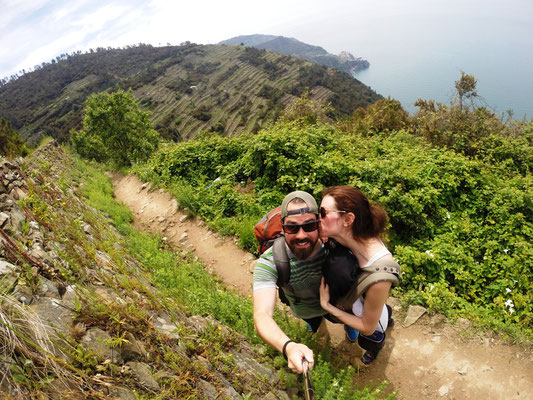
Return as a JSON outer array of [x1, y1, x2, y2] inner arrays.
[[303, 313, 339, 333]]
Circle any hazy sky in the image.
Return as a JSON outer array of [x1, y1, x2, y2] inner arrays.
[[1, 0, 532, 117], [1, 0, 528, 78]]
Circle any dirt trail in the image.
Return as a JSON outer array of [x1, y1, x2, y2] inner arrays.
[[112, 173, 533, 400]]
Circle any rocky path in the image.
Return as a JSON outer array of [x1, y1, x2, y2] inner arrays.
[[112, 173, 533, 400]]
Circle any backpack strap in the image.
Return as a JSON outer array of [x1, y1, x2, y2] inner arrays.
[[272, 236, 299, 303], [336, 258, 401, 312]]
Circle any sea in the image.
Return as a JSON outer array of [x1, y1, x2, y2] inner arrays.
[[301, 1, 533, 121]]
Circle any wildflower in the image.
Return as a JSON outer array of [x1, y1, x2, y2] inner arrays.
[[425, 250, 435, 258], [304, 177, 309, 183], [503, 249, 509, 253], [429, 285, 435, 291], [247, 294, 252, 298], [218, 326, 222, 330], [504, 299, 514, 308], [446, 212, 451, 219], [509, 307, 515, 314], [332, 381, 339, 387], [505, 288, 511, 293]]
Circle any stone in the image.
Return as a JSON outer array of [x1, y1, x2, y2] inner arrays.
[[197, 379, 218, 398], [158, 216, 166, 223], [230, 349, 279, 384], [38, 276, 60, 299], [179, 215, 189, 223], [0, 212, 9, 228], [13, 285, 33, 305], [126, 361, 160, 391], [141, 183, 150, 190], [430, 313, 446, 326], [170, 198, 178, 212], [178, 232, 189, 243], [121, 332, 148, 361], [387, 296, 402, 312], [403, 305, 427, 327], [83, 224, 92, 235], [438, 384, 450, 396], [188, 315, 209, 332], [81, 327, 123, 364], [0, 260, 16, 275], [108, 386, 137, 400], [153, 314, 180, 344]]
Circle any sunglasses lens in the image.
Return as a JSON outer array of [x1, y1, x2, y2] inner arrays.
[[303, 221, 319, 232], [283, 225, 298, 234], [283, 221, 319, 234], [319, 207, 326, 218]]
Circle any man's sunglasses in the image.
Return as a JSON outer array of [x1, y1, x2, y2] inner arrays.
[[319, 207, 348, 219], [282, 220, 319, 234]]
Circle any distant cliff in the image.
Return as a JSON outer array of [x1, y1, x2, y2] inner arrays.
[[219, 34, 369, 75]]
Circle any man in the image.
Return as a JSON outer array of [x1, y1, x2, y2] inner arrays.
[[252, 190, 327, 373]]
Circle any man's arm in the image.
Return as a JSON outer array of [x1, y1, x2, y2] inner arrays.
[[253, 287, 314, 373]]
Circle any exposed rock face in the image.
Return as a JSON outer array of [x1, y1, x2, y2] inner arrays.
[[0, 142, 289, 399]]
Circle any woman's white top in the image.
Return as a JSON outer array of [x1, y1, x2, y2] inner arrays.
[[351, 245, 391, 333]]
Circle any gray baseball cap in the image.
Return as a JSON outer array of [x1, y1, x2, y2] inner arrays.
[[281, 190, 319, 219]]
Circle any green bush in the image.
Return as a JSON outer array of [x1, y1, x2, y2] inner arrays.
[[72, 89, 159, 167], [135, 121, 532, 337]]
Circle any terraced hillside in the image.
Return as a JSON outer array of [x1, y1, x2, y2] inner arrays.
[[0, 43, 381, 143]]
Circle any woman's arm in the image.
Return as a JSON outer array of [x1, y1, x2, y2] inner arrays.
[[320, 278, 391, 336]]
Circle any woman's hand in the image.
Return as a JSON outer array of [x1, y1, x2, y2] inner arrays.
[[319, 277, 332, 311]]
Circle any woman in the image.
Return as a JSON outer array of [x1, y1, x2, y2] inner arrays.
[[319, 185, 398, 365]]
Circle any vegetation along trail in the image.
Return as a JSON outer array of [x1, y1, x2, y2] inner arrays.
[[112, 173, 533, 400]]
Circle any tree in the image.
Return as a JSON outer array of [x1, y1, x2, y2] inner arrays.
[[454, 71, 478, 112], [0, 118, 26, 157], [71, 89, 159, 166]]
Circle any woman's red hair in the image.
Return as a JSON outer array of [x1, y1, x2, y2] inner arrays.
[[322, 185, 387, 239]]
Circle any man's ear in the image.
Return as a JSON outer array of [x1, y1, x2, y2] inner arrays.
[[343, 212, 355, 227]]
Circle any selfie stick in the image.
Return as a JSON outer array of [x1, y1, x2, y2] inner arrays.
[[302, 359, 315, 400]]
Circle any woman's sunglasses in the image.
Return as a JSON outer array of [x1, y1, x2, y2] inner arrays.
[[319, 207, 348, 219], [282, 220, 320, 234]]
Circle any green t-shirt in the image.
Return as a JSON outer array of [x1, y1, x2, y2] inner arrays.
[[253, 242, 326, 319]]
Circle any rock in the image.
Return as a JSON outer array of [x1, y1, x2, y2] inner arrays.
[[0, 212, 9, 228], [179, 215, 189, 223], [188, 315, 209, 332], [197, 379, 218, 398], [249, 260, 257, 274], [121, 332, 148, 361], [126, 361, 160, 391], [387, 296, 401, 312], [153, 314, 180, 344], [81, 327, 123, 364], [403, 305, 426, 327], [170, 199, 178, 214], [438, 384, 450, 396], [231, 349, 279, 384], [13, 285, 33, 305], [141, 183, 149, 190], [30, 296, 74, 358], [38, 276, 60, 299], [0, 260, 16, 275], [178, 232, 189, 243], [108, 385, 137, 400], [430, 313, 446, 326], [457, 317, 471, 330], [8, 209, 25, 231]]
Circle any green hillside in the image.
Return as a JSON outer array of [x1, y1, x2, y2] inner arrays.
[[220, 34, 370, 74], [0, 43, 380, 144]]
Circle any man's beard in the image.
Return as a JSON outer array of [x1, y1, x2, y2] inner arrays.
[[287, 237, 318, 260]]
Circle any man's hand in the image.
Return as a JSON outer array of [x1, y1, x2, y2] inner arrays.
[[285, 341, 314, 373]]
